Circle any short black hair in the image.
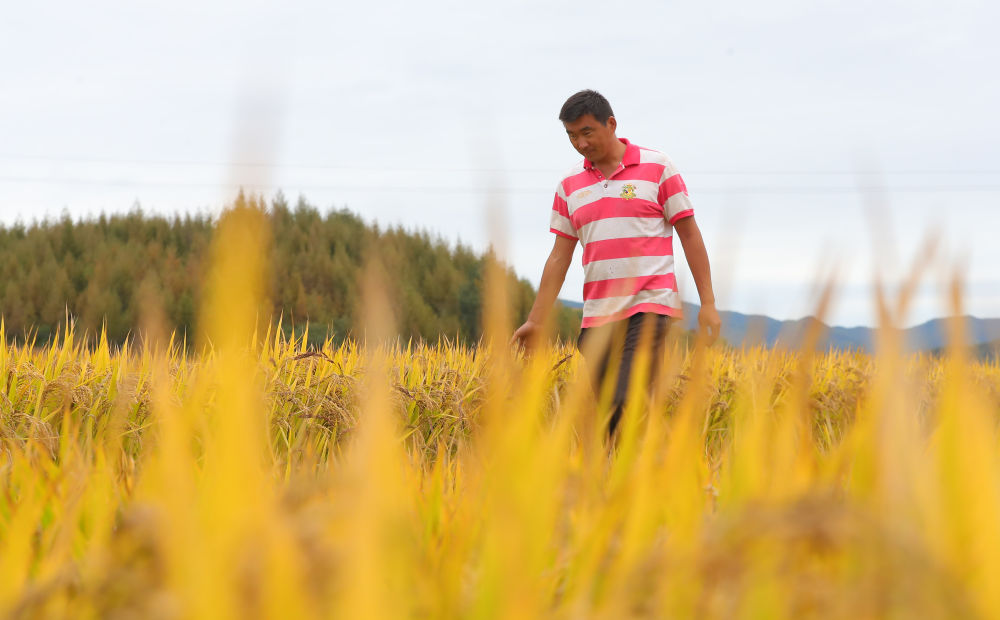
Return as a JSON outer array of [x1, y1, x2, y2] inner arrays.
[[559, 90, 614, 125]]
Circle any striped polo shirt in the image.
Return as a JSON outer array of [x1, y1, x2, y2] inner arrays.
[[550, 138, 693, 328]]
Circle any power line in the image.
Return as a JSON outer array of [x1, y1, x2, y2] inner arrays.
[[2, 175, 1000, 195], [0, 154, 998, 176]]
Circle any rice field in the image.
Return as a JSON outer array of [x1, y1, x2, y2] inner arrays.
[[2, 205, 1000, 618]]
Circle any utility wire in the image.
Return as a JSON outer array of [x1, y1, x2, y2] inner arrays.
[[1, 176, 1000, 195], [1, 154, 998, 176]]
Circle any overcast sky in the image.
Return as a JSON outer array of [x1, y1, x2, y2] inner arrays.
[[1, 0, 997, 327]]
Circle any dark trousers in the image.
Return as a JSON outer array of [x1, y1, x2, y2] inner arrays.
[[577, 313, 672, 438]]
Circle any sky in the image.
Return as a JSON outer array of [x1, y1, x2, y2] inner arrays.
[[1, 0, 998, 328]]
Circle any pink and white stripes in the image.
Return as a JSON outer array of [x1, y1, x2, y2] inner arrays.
[[549, 138, 693, 328]]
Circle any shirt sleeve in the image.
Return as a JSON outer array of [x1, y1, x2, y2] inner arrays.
[[549, 182, 579, 240], [657, 158, 694, 224]]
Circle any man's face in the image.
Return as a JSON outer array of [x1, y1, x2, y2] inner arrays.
[[563, 114, 618, 162]]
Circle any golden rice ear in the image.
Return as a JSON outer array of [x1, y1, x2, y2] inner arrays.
[[356, 253, 398, 349], [945, 264, 969, 362], [802, 270, 838, 355], [135, 271, 170, 359], [893, 233, 938, 325], [334, 250, 415, 620]]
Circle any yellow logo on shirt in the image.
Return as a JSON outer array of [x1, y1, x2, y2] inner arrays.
[[620, 184, 637, 200]]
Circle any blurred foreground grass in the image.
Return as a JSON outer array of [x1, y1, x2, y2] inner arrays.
[[2, 205, 1000, 618]]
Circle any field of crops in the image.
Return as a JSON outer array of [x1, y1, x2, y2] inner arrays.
[[3, 206, 1000, 618]]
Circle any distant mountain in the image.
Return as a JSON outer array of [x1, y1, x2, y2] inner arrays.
[[558, 298, 1000, 355], [906, 317, 1000, 352], [679, 303, 1000, 354]]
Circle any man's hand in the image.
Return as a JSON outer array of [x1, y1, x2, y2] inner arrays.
[[698, 302, 721, 345], [674, 216, 720, 346], [510, 236, 576, 354], [511, 319, 542, 353]]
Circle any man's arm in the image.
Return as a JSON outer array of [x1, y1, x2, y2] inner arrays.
[[511, 234, 577, 349], [673, 215, 721, 344]]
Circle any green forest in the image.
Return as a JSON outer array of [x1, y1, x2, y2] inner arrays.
[[0, 193, 581, 345]]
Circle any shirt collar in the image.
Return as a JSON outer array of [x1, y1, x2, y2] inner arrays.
[[583, 138, 639, 170]]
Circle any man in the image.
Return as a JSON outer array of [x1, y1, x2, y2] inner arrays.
[[512, 89, 720, 439]]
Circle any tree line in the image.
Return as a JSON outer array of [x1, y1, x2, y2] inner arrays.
[[0, 193, 582, 346]]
